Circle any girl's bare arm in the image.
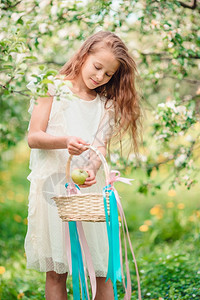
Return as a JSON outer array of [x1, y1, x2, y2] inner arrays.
[[87, 145, 107, 175], [28, 95, 88, 154]]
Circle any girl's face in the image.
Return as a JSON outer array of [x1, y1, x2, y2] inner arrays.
[[80, 48, 119, 90]]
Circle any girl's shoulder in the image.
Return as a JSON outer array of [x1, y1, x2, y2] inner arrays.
[[47, 75, 73, 97], [26, 74, 73, 116]]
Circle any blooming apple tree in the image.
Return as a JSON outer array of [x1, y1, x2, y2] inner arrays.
[[0, 0, 199, 193]]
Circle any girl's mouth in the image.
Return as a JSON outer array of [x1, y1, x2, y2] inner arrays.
[[91, 78, 99, 85]]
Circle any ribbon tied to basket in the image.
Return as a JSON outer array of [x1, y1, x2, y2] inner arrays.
[[53, 145, 142, 300], [103, 170, 141, 300]]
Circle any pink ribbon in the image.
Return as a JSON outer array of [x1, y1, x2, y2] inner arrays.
[[66, 182, 81, 195], [65, 182, 96, 300], [77, 222, 97, 300], [109, 171, 142, 300], [109, 170, 134, 186], [65, 223, 72, 275]]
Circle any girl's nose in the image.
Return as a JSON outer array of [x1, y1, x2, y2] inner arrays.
[[96, 72, 104, 82]]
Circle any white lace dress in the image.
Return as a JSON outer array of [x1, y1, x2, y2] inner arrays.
[[24, 77, 115, 276]]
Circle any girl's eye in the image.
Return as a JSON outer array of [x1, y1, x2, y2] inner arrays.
[[94, 65, 112, 77]]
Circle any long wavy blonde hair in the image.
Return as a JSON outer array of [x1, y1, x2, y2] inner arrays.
[[59, 31, 142, 155]]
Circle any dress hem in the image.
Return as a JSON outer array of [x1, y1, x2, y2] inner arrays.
[[26, 264, 108, 277]]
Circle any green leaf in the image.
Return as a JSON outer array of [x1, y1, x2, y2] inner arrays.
[[44, 70, 58, 77], [39, 65, 45, 70], [196, 36, 200, 47], [17, 18, 24, 25], [25, 56, 37, 60], [2, 65, 12, 69], [41, 79, 54, 84], [34, 38, 39, 48]]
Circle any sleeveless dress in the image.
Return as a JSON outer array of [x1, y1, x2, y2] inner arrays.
[[24, 76, 115, 276]]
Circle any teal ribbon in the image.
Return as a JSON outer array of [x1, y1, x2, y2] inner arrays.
[[69, 221, 88, 300], [103, 185, 122, 299], [65, 183, 80, 190]]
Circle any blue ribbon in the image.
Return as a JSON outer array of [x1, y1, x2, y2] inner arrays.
[[68, 221, 88, 300], [65, 183, 80, 190], [103, 185, 122, 299], [67, 182, 122, 299]]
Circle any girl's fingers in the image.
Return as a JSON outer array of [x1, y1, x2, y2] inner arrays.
[[68, 146, 85, 155], [85, 170, 95, 181], [85, 175, 95, 182], [79, 179, 96, 188], [78, 144, 89, 152], [68, 144, 89, 155], [78, 139, 90, 147], [77, 139, 90, 151], [79, 171, 96, 188], [68, 150, 80, 155]]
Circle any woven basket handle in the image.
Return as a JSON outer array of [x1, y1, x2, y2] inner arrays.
[[66, 145, 110, 186]]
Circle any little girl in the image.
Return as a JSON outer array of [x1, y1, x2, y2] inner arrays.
[[25, 31, 141, 300]]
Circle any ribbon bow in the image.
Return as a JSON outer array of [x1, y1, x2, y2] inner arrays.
[[65, 182, 81, 194], [109, 170, 134, 186]]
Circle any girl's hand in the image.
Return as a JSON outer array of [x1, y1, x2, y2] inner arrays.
[[78, 169, 96, 188], [66, 136, 90, 155]]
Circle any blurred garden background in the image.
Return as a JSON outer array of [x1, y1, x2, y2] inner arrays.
[[0, 0, 200, 299]]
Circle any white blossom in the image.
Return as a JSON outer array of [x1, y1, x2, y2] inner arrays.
[[180, 147, 186, 153], [166, 101, 176, 111], [110, 153, 120, 164], [39, 0, 49, 8], [11, 12, 21, 22], [188, 159, 193, 167], [178, 131, 184, 136], [39, 23, 48, 33], [163, 24, 170, 30], [168, 42, 173, 48], [171, 112, 175, 118], [51, 5, 58, 15], [155, 73, 160, 79], [58, 29, 68, 39], [139, 154, 147, 162], [15, 53, 27, 64], [187, 110, 193, 118], [0, 32, 5, 40], [176, 106, 186, 115], [163, 128, 170, 134], [174, 154, 187, 167], [156, 134, 167, 140], [128, 153, 135, 162], [163, 152, 169, 157], [158, 103, 165, 108], [185, 135, 194, 142]]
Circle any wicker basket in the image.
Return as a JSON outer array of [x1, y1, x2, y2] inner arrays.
[[53, 145, 110, 222]]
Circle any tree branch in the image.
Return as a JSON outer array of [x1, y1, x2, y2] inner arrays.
[[140, 51, 200, 60], [178, 0, 197, 9], [146, 134, 199, 172], [28, 60, 63, 66], [163, 75, 200, 84], [2, 0, 22, 10], [0, 84, 29, 97]]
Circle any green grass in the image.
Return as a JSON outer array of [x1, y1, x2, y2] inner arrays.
[[1, 142, 200, 299]]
